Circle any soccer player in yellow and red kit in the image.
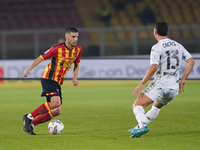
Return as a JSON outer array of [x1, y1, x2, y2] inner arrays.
[[22, 27, 82, 135]]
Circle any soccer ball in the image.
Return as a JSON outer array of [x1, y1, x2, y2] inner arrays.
[[48, 120, 64, 135]]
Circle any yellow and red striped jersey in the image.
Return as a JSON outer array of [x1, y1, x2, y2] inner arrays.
[[40, 42, 82, 85]]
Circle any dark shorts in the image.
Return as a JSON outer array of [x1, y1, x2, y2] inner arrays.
[[41, 78, 62, 104]]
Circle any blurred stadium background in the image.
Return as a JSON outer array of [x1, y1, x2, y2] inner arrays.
[[0, 0, 199, 59]]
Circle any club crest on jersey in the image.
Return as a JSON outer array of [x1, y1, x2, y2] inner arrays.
[[44, 50, 49, 54], [73, 53, 76, 57]]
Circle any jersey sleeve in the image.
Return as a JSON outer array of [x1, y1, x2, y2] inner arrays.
[[40, 45, 58, 60], [74, 46, 82, 65], [150, 45, 160, 65], [180, 44, 192, 61]]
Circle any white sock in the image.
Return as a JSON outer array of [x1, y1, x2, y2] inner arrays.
[[145, 105, 160, 124], [133, 105, 147, 128], [27, 113, 34, 120]]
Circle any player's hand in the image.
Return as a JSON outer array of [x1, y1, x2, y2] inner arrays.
[[23, 70, 31, 77], [179, 80, 185, 93], [132, 84, 143, 96], [72, 79, 79, 86]]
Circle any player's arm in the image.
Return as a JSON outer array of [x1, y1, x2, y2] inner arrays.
[[23, 56, 43, 77], [72, 64, 79, 86], [133, 64, 158, 96], [179, 57, 195, 93], [133, 45, 159, 96], [72, 46, 82, 86]]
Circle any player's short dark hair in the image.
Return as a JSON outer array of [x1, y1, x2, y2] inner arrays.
[[154, 21, 168, 36], [65, 27, 78, 34]]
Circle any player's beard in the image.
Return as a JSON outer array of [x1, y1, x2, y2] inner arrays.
[[66, 39, 77, 49], [70, 41, 77, 47]]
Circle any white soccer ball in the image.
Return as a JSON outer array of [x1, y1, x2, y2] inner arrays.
[[48, 120, 64, 135]]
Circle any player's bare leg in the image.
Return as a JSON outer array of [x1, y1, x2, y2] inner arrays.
[[132, 93, 153, 127], [153, 100, 163, 108], [129, 93, 153, 138], [22, 96, 61, 135], [49, 96, 61, 110], [51, 105, 61, 117], [145, 100, 163, 124], [30, 96, 61, 125], [133, 93, 153, 108]]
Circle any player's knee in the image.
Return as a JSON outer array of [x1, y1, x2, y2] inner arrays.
[[52, 107, 61, 117], [153, 100, 163, 109], [132, 103, 144, 110], [55, 108, 61, 116], [50, 101, 61, 109], [49, 96, 61, 109], [54, 101, 61, 108], [132, 104, 135, 110]]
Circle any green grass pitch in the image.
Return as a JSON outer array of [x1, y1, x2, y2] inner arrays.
[[0, 80, 200, 150]]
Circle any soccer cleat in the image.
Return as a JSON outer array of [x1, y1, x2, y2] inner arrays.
[[22, 114, 36, 135], [130, 125, 149, 138], [22, 114, 32, 131], [128, 125, 139, 133], [22, 125, 36, 135], [29, 126, 36, 135]]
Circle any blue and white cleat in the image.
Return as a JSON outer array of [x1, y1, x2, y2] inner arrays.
[[128, 125, 139, 133], [130, 125, 149, 138]]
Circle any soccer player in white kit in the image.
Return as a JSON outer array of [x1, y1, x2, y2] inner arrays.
[[129, 21, 195, 138]]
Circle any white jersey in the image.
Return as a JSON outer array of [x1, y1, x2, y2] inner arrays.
[[150, 38, 192, 90]]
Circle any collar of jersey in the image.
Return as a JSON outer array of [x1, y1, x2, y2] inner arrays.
[[64, 43, 74, 51]]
